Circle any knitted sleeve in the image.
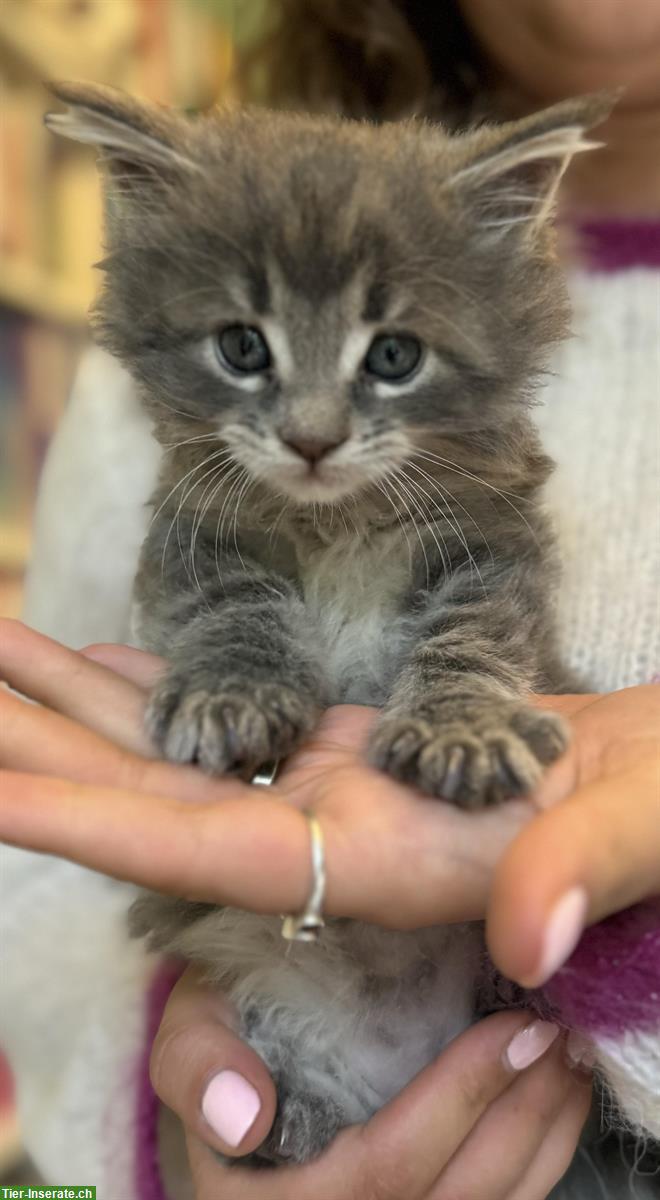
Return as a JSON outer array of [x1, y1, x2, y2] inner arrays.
[[0, 844, 168, 1198], [540, 901, 660, 1138]]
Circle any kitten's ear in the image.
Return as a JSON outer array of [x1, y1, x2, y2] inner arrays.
[[447, 92, 617, 236], [44, 81, 197, 176]]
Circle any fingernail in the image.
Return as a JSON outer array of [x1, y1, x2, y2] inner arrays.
[[525, 886, 588, 987], [566, 1031, 597, 1073], [506, 1020, 560, 1071], [201, 1070, 261, 1147]]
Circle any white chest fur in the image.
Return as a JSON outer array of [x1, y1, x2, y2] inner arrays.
[[299, 527, 414, 705]]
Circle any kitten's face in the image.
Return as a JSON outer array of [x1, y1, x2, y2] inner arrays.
[[189, 269, 469, 505], [46, 87, 609, 507]]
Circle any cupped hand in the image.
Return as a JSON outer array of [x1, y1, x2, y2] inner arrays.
[[489, 684, 660, 985], [1, 619, 658, 985], [0, 620, 534, 927], [151, 967, 590, 1200]]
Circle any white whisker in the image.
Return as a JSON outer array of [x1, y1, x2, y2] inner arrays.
[[374, 480, 415, 575], [160, 451, 235, 581], [406, 460, 493, 560], [413, 449, 538, 544], [393, 467, 451, 582], [231, 473, 255, 569], [382, 472, 430, 590], [216, 467, 249, 557], [163, 432, 220, 454], [151, 446, 232, 536]]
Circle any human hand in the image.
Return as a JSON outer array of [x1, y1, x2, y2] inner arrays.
[[1, 620, 658, 981], [150, 968, 590, 1199], [488, 684, 660, 985], [3, 627, 588, 1197], [0, 620, 535, 927]]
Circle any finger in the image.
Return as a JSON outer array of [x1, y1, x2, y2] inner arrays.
[[81, 642, 165, 689], [488, 755, 660, 986], [0, 620, 152, 755], [430, 1045, 585, 1199], [0, 752, 534, 926], [186, 1131, 295, 1200], [356, 1013, 561, 1200], [281, 705, 378, 781], [0, 768, 315, 913], [0, 688, 220, 802], [506, 1083, 592, 1200], [183, 1014, 561, 1200], [187, 1125, 333, 1200], [531, 692, 599, 720], [151, 968, 277, 1158]]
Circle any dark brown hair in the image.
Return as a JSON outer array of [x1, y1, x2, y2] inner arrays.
[[239, 0, 494, 126]]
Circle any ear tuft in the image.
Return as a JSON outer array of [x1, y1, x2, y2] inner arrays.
[[44, 81, 198, 174], [447, 90, 619, 236]]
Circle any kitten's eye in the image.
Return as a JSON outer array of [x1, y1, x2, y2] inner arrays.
[[364, 334, 422, 381], [216, 325, 271, 374]]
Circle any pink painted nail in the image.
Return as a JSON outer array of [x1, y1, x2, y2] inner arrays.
[[201, 1070, 261, 1147], [525, 886, 588, 987], [506, 1021, 560, 1071], [566, 1031, 597, 1072]]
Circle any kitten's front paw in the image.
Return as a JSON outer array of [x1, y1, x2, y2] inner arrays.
[[369, 704, 568, 809], [147, 674, 317, 775]]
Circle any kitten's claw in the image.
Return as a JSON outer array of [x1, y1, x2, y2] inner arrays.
[[146, 674, 317, 775], [254, 1089, 343, 1166], [368, 705, 568, 809]]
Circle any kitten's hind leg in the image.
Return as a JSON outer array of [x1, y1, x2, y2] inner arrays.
[[235, 1002, 354, 1166], [243, 1085, 344, 1167]]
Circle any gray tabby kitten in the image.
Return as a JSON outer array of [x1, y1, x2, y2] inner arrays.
[[47, 84, 608, 1172]]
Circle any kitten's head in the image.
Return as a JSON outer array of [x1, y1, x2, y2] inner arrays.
[[46, 84, 610, 505]]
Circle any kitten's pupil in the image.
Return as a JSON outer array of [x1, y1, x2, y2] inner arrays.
[[217, 325, 270, 373], [365, 334, 422, 382]]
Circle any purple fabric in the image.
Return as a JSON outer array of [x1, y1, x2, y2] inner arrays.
[[135, 961, 184, 1200], [577, 218, 660, 271], [541, 901, 660, 1037]]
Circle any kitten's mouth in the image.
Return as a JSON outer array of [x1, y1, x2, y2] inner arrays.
[[263, 460, 369, 505], [283, 465, 361, 503]]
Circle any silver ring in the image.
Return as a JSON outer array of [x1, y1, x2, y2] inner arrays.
[[281, 812, 326, 944], [250, 760, 281, 787]]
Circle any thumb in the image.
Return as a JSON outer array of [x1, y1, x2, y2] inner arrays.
[[150, 965, 277, 1158]]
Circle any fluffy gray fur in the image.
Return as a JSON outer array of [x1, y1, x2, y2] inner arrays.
[[48, 84, 640, 1192]]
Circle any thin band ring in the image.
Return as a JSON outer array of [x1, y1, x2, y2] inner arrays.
[[281, 812, 326, 943], [250, 763, 326, 943], [250, 760, 281, 787]]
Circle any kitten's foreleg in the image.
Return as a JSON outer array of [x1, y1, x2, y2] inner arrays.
[[370, 571, 568, 808], [134, 517, 325, 774]]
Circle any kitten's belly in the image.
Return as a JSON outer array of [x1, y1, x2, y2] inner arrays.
[[300, 530, 414, 705]]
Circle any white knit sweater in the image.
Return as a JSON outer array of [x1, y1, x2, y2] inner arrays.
[[2, 263, 659, 1199]]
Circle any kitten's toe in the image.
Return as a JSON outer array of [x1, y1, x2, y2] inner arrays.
[[508, 705, 568, 764], [146, 674, 317, 775], [369, 716, 489, 805], [369, 706, 569, 808]]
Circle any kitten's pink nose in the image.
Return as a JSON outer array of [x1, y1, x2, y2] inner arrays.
[[280, 435, 346, 464]]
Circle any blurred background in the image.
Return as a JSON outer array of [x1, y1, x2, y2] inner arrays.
[[0, 0, 270, 1178], [0, 0, 270, 624]]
